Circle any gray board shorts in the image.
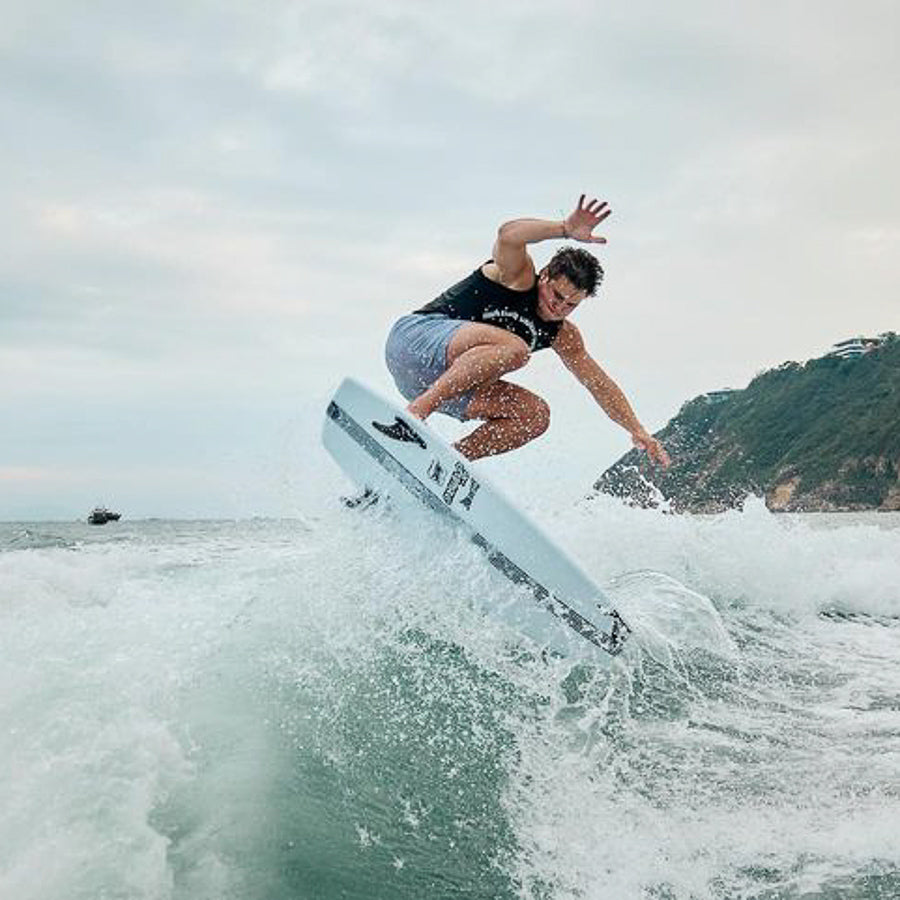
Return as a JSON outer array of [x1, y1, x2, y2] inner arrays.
[[384, 313, 473, 420]]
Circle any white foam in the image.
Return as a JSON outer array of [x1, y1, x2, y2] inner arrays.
[[1, 505, 897, 898]]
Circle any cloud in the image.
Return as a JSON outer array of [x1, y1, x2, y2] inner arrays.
[[2, 0, 899, 517], [0, 467, 48, 482]]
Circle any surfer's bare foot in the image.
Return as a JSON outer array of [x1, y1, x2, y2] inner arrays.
[[406, 397, 432, 421]]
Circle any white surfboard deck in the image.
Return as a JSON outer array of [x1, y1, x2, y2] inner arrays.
[[322, 377, 630, 662]]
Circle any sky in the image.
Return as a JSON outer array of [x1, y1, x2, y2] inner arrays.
[[2, 0, 898, 520]]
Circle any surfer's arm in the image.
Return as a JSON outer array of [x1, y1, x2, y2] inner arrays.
[[489, 220, 552, 288], [491, 196, 611, 287], [553, 322, 671, 467]]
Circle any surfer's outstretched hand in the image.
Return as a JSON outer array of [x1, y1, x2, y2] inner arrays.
[[632, 430, 671, 467], [563, 195, 611, 244]]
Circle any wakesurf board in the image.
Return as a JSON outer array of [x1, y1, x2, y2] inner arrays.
[[322, 377, 630, 662]]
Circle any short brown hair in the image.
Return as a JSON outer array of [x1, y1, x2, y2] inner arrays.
[[546, 247, 604, 296]]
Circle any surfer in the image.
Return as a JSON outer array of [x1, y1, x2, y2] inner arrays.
[[385, 195, 670, 465]]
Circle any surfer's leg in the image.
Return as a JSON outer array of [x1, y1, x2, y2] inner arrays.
[[454, 380, 550, 460], [407, 323, 530, 421]]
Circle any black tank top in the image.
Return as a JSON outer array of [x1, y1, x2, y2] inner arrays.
[[414, 264, 562, 351]]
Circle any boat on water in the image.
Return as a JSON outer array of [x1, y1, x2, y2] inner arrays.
[[87, 507, 122, 525]]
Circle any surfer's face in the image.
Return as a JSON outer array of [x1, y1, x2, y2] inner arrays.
[[537, 272, 585, 321]]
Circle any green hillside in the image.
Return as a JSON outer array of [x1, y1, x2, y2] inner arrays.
[[594, 334, 900, 512]]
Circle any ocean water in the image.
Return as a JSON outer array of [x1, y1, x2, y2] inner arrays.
[[1, 499, 899, 900]]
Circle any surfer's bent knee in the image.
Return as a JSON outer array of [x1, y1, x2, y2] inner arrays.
[[529, 396, 551, 436]]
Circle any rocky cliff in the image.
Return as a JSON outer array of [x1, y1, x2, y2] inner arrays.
[[594, 335, 900, 513]]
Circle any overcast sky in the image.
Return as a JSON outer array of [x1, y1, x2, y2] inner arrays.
[[2, 0, 898, 520]]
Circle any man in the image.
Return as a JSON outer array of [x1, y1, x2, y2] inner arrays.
[[385, 194, 670, 466]]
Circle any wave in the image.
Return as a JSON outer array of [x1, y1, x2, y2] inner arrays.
[[0, 503, 898, 898]]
